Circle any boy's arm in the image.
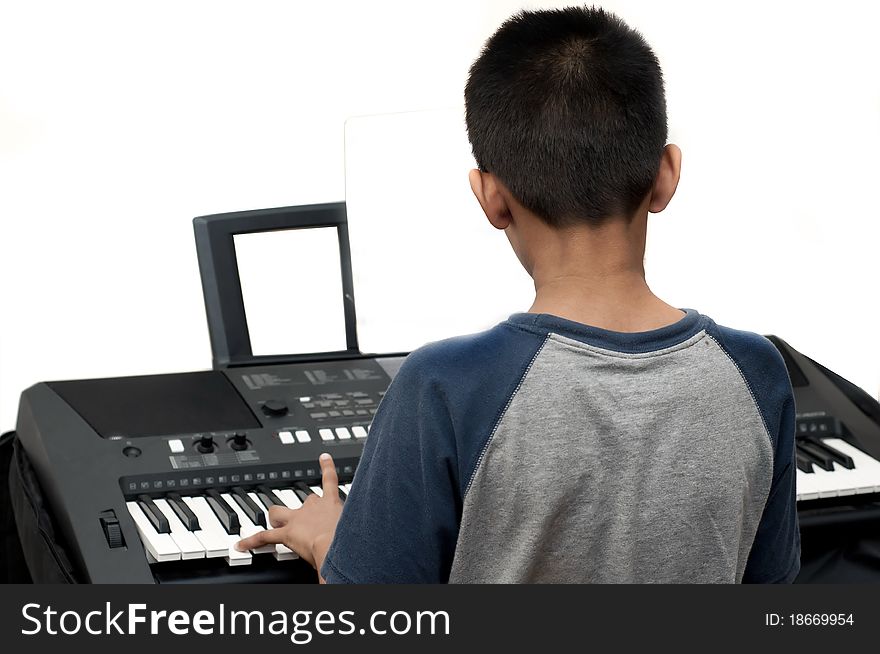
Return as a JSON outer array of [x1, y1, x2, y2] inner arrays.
[[741, 393, 801, 583], [319, 351, 462, 583], [239, 350, 462, 583]]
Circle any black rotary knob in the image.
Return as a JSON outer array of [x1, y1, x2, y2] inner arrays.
[[261, 399, 289, 417], [196, 434, 215, 454], [230, 433, 249, 451]]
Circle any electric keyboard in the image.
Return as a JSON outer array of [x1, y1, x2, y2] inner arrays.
[[13, 337, 880, 583], [14, 356, 403, 583]]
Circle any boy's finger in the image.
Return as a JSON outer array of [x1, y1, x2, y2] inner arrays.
[[268, 505, 292, 528], [319, 452, 339, 498], [235, 527, 284, 552]]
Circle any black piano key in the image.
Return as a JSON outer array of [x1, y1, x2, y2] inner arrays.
[[796, 452, 814, 474], [165, 492, 200, 531], [256, 485, 284, 508], [205, 489, 240, 534], [806, 438, 855, 470], [231, 487, 267, 528], [137, 495, 170, 534], [797, 441, 836, 471], [293, 481, 315, 502]]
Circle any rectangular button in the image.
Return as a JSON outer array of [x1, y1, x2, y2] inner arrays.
[[352, 426, 368, 439], [168, 439, 185, 454], [295, 430, 311, 443], [278, 431, 295, 445], [335, 427, 352, 440], [319, 428, 334, 441]]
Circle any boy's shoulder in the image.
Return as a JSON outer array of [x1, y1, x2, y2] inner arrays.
[[396, 312, 791, 388], [703, 320, 792, 398], [392, 318, 547, 398]]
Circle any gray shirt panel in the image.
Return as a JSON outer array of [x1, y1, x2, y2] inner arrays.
[[448, 330, 774, 583]]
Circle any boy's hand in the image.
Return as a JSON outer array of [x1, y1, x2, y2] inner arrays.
[[235, 453, 343, 577]]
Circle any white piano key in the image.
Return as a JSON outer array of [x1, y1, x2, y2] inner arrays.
[[310, 485, 324, 497], [824, 439, 880, 494], [248, 491, 297, 561], [182, 496, 251, 566], [795, 469, 820, 501], [343, 483, 352, 493], [352, 426, 367, 439], [319, 428, 334, 441], [274, 488, 304, 509], [221, 493, 275, 555], [796, 438, 880, 501], [335, 427, 352, 440], [153, 499, 204, 560], [126, 501, 181, 562]]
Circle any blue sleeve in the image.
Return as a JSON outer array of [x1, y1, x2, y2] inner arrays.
[[320, 346, 462, 583], [742, 393, 800, 583], [709, 324, 801, 583]]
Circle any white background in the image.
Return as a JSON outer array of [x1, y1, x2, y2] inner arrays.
[[1, 0, 878, 431]]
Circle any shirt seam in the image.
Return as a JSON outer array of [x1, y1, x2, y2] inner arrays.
[[462, 335, 549, 498], [706, 334, 775, 462]]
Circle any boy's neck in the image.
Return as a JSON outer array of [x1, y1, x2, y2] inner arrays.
[[523, 217, 684, 333]]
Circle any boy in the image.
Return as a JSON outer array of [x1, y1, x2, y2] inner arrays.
[[237, 6, 799, 583]]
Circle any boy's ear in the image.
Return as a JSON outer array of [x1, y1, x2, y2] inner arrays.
[[469, 169, 512, 230], [648, 144, 682, 214]]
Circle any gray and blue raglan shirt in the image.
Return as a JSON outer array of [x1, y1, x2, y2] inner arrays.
[[322, 309, 800, 583]]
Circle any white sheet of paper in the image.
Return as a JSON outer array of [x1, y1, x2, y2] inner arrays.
[[234, 227, 348, 355]]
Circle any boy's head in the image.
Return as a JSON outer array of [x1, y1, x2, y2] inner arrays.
[[465, 6, 678, 233]]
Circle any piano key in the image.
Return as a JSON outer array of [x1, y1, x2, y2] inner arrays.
[[126, 501, 180, 562], [182, 496, 251, 565], [153, 499, 205, 560], [796, 441, 835, 471], [256, 485, 284, 507], [274, 488, 304, 510], [293, 481, 315, 502], [823, 439, 880, 494], [137, 494, 170, 533], [352, 426, 367, 439], [335, 427, 352, 440], [309, 485, 324, 497], [796, 437, 880, 501], [231, 487, 267, 528], [205, 489, 240, 534], [221, 493, 275, 555], [343, 483, 352, 494], [796, 452, 814, 474], [248, 491, 297, 561], [319, 428, 334, 441], [165, 492, 200, 531], [806, 438, 855, 469]]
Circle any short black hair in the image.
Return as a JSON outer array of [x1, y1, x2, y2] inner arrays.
[[465, 6, 667, 227]]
